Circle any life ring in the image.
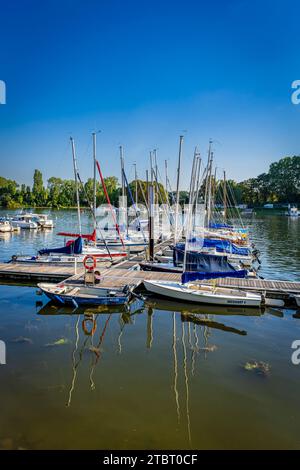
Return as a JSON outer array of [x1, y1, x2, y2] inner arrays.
[[82, 316, 97, 336], [83, 255, 97, 271]]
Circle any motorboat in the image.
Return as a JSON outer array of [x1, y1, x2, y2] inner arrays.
[[9, 214, 38, 229], [286, 205, 299, 217], [0, 220, 15, 233], [29, 213, 54, 228]]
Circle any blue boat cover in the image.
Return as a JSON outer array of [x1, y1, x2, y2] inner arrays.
[[209, 223, 234, 229], [176, 239, 249, 256], [173, 247, 238, 271], [38, 236, 83, 255], [181, 269, 248, 283]]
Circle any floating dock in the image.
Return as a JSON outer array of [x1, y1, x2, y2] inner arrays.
[[0, 262, 82, 282], [0, 239, 299, 305]]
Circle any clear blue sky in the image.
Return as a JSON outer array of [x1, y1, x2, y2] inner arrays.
[[0, 0, 299, 189]]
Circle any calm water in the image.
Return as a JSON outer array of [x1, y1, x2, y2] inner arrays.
[[0, 210, 299, 450]]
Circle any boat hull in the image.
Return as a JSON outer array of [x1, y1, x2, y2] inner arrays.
[[38, 283, 129, 306]]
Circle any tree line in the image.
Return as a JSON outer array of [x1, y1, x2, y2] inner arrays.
[[0, 156, 299, 209]]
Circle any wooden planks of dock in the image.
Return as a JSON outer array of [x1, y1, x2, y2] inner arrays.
[[0, 262, 84, 282], [1, 233, 299, 303], [1, 261, 300, 298]]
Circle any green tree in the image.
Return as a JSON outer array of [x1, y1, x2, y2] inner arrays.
[[32, 169, 45, 206]]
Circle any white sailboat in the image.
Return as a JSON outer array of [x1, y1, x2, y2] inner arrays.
[[143, 150, 262, 308], [143, 279, 262, 307]]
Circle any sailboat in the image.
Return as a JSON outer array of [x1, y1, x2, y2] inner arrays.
[[12, 137, 127, 265], [143, 279, 262, 307], [143, 149, 262, 307]]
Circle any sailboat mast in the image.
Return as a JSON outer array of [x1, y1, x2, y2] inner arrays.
[[92, 132, 97, 229], [133, 163, 138, 207], [153, 149, 158, 204], [195, 150, 201, 209], [70, 137, 82, 236], [119, 145, 125, 200], [207, 151, 213, 227], [174, 135, 184, 243], [183, 152, 197, 271], [204, 140, 212, 218], [165, 159, 168, 200]]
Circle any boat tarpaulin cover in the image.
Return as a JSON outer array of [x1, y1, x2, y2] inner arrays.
[[209, 223, 234, 229], [202, 238, 249, 256], [38, 236, 83, 255], [181, 269, 248, 283], [173, 247, 239, 272]]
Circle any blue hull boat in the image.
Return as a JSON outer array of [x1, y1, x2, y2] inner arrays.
[[38, 282, 131, 306]]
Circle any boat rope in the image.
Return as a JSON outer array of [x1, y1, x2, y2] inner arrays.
[[96, 160, 125, 248]]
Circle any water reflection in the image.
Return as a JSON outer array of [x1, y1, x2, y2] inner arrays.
[[35, 297, 267, 449]]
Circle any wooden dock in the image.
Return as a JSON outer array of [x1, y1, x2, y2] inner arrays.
[[0, 262, 84, 282], [1, 236, 299, 305]]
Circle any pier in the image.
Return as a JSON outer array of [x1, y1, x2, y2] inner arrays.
[[1, 256, 300, 305]]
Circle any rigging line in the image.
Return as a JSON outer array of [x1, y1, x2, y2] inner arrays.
[[182, 322, 192, 448], [191, 324, 198, 377], [172, 313, 180, 425], [66, 314, 81, 408], [88, 313, 112, 391], [76, 171, 113, 260], [138, 179, 149, 212], [152, 165, 174, 228], [122, 168, 147, 243], [96, 160, 125, 248]]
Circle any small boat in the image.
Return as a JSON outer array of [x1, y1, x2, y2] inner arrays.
[[294, 295, 300, 307], [0, 220, 14, 232], [12, 236, 127, 265], [38, 282, 132, 306], [140, 261, 182, 273], [29, 213, 54, 228], [286, 205, 299, 217], [143, 279, 262, 307]]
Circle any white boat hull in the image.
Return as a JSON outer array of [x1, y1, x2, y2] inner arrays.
[[143, 280, 262, 307], [11, 220, 38, 229]]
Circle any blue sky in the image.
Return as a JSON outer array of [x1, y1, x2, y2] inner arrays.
[[0, 0, 299, 189]]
